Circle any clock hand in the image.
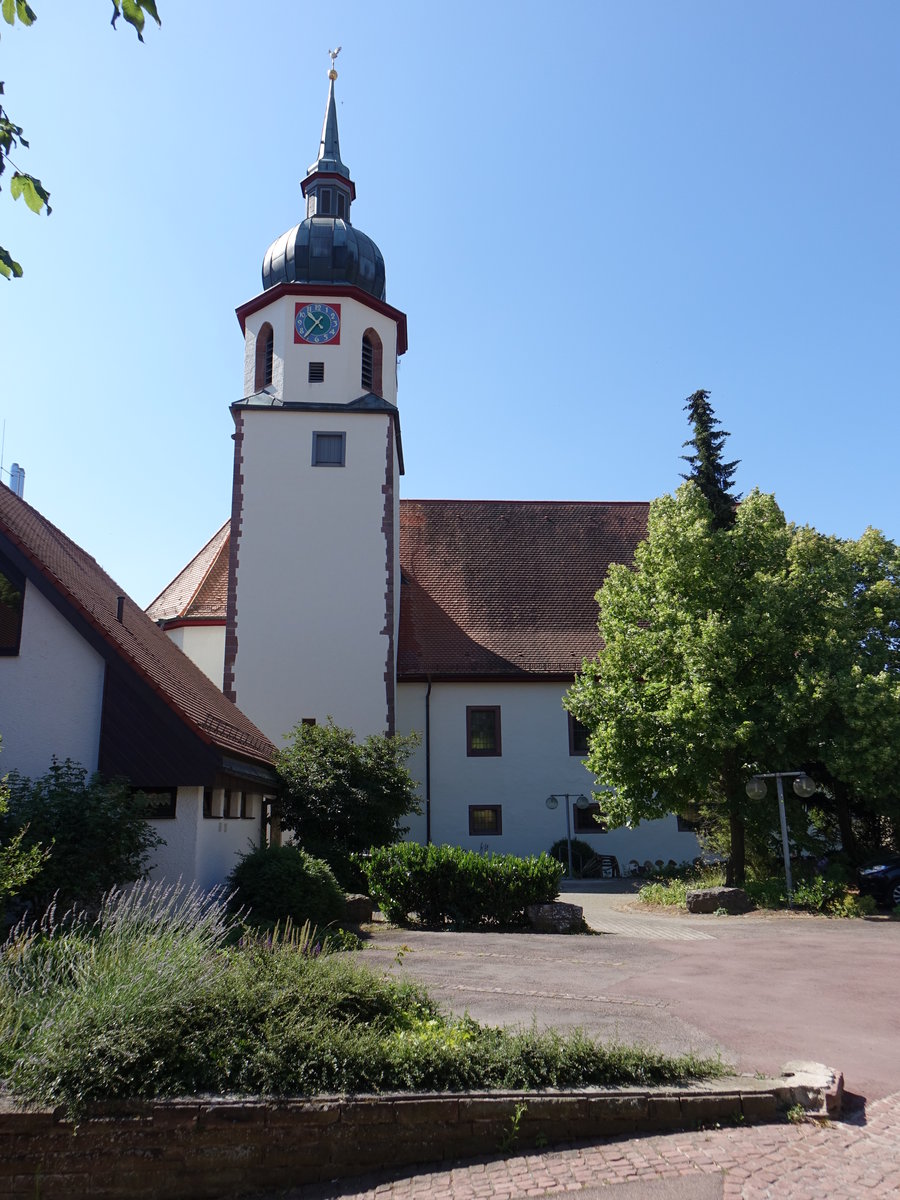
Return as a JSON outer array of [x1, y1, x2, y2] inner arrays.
[[306, 313, 327, 332]]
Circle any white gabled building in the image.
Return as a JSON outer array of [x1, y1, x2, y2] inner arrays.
[[148, 65, 699, 876]]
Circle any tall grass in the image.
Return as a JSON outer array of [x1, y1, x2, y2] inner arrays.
[[0, 882, 723, 1116]]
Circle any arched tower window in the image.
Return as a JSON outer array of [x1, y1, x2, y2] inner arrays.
[[361, 329, 383, 396], [254, 323, 274, 390]]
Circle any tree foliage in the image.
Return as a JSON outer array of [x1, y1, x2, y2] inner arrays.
[[0, 0, 161, 278], [276, 721, 421, 888], [681, 389, 740, 529], [0, 758, 163, 910], [0, 736, 46, 905], [566, 481, 900, 882]]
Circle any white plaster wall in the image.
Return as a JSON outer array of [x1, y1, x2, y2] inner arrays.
[[148, 786, 200, 885], [233, 407, 398, 743], [397, 681, 699, 869], [0, 583, 105, 778], [149, 787, 263, 891], [194, 793, 260, 892], [243, 295, 399, 406], [166, 625, 226, 688]]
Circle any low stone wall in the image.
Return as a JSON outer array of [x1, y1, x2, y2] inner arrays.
[[0, 1085, 782, 1200]]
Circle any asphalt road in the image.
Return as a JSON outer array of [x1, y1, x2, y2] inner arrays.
[[361, 881, 900, 1103]]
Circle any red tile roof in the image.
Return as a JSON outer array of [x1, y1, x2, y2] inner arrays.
[[398, 500, 648, 677], [147, 520, 230, 622], [149, 500, 648, 681], [0, 488, 275, 765]]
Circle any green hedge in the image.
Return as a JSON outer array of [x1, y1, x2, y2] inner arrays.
[[358, 843, 563, 928]]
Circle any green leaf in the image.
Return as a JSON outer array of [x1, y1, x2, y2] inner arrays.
[[112, 1, 161, 40], [0, 244, 23, 278], [10, 170, 50, 214], [1, 1, 13, 28], [2, 0, 35, 27]]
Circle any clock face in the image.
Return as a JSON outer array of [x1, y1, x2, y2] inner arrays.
[[294, 302, 341, 345]]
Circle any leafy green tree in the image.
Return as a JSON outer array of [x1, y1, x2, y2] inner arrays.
[[276, 721, 421, 889], [0, 758, 163, 910], [0, 0, 161, 278], [0, 736, 46, 906], [681, 389, 740, 529], [566, 485, 807, 886], [788, 526, 900, 860]]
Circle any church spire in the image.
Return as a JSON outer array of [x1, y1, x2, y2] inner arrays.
[[301, 50, 356, 221]]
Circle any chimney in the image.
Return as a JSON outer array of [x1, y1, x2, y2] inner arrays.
[[9, 463, 24, 498]]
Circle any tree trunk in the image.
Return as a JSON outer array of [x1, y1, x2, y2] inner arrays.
[[726, 801, 746, 886]]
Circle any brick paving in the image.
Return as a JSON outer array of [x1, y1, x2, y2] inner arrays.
[[288, 1092, 900, 1200]]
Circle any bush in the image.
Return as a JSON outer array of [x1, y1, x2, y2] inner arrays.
[[0, 882, 722, 1117], [547, 838, 597, 876], [276, 721, 421, 889], [0, 758, 162, 911], [227, 845, 346, 929], [358, 843, 564, 928]]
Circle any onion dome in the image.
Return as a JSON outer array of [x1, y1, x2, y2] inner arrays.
[[261, 63, 386, 301]]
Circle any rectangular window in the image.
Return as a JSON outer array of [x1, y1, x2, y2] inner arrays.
[[241, 793, 255, 820], [225, 790, 242, 820], [568, 714, 589, 756], [574, 803, 607, 834], [308, 361, 325, 383], [312, 431, 346, 466], [319, 188, 332, 215], [142, 788, 177, 820], [468, 805, 502, 836], [466, 706, 501, 756], [361, 339, 374, 390], [301, 717, 317, 726], [0, 552, 25, 656]]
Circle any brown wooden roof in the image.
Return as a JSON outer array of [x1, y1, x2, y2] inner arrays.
[[0, 488, 275, 767], [150, 500, 648, 682]]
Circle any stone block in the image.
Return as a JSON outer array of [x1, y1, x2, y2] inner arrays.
[[343, 893, 374, 923], [526, 901, 585, 932], [685, 887, 752, 914], [740, 1091, 778, 1121]]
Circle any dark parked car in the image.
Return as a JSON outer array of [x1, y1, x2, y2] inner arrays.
[[857, 855, 900, 908]]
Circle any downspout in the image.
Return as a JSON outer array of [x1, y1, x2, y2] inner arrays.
[[425, 678, 432, 844]]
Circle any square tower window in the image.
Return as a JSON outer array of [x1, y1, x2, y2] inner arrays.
[[308, 362, 325, 383], [312, 432, 346, 467]]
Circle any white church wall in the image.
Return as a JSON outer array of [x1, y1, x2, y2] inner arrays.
[[397, 680, 699, 870], [194, 793, 260, 892], [232, 407, 397, 743], [0, 582, 105, 779], [243, 295, 398, 406], [149, 786, 201, 885], [166, 624, 226, 687]]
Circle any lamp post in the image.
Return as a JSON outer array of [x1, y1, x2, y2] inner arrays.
[[546, 793, 591, 878], [745, 771, 816, 906]]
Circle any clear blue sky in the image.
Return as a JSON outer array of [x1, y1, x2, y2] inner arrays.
[[3, 2, 898, 605]]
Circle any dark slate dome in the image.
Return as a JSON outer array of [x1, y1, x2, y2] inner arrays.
[[262, 217, 386, 301]]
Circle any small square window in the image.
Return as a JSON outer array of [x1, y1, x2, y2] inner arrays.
[[466, 706, 501, 756], [312, 431, 345, 466], [142, 788, 177, 820], [308, 361, 325, 383], [469, 805, 502, 836], [301, 717, 317, 726], [574, 803, 607, 834], [677, 814, 701, 833], [568, 714, 590, 756]]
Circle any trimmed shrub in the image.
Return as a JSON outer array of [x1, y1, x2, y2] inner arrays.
[[358, 843, 563, 928], [547, 837, 597, 876], [227, 845, 345, 929]]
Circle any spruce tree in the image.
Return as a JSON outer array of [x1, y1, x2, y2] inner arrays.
[[681, 390, 740, 529]]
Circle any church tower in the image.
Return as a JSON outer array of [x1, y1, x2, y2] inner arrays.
[[225, 57, 408, 744]]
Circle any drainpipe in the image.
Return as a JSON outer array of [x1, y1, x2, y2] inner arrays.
[[425, 678, 432, 844]]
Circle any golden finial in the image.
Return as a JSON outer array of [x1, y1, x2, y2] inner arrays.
[[328, 46, 341, 80]]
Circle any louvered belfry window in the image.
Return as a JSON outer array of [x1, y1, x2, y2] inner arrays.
[[263, 328, 274, 386], [308, 361, 325, 383], [361, 334, 374, 391]]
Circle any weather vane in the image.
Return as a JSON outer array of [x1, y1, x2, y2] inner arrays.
[[328, 46, 342, 81]]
